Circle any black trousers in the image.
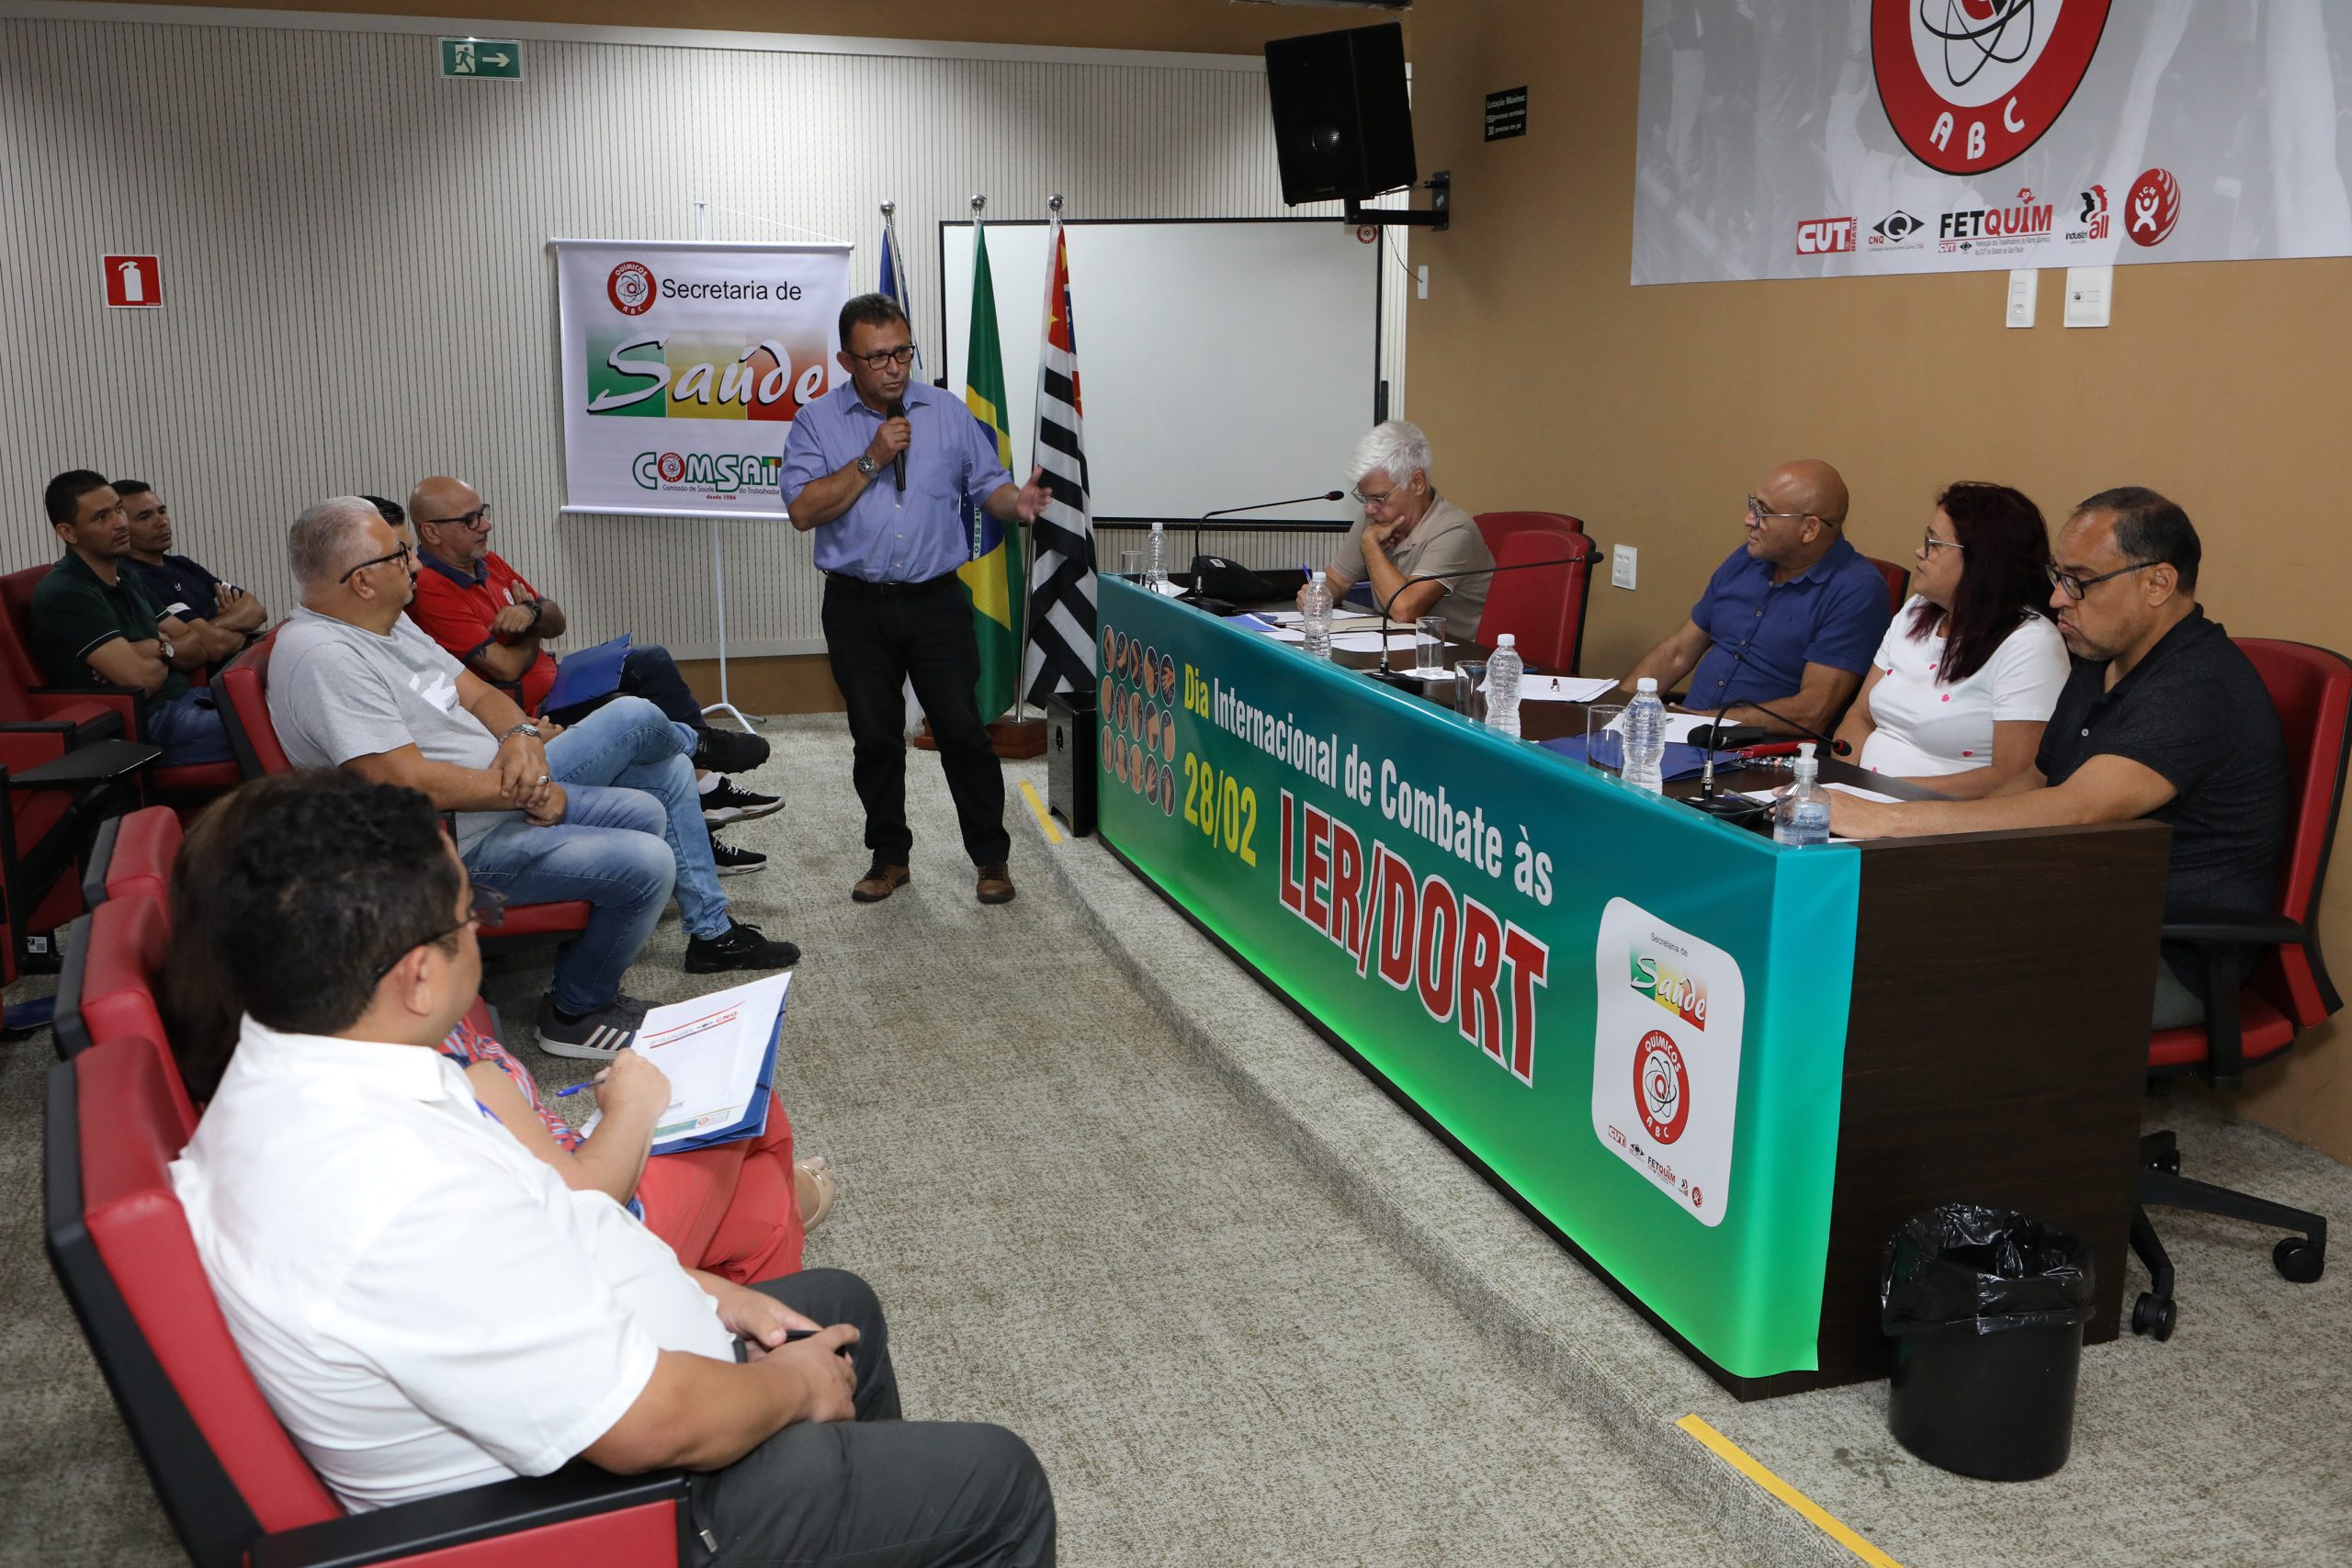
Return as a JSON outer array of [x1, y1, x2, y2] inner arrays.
[[692, 1269, 1055, 1567], [548, 644, 707, 733], [820, 575, 1010, 866]]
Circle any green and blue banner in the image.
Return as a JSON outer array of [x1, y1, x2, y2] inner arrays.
[[1094, 578, 1862, 1379]]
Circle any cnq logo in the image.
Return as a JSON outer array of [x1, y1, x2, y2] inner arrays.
[[631, 451, 783, 493]]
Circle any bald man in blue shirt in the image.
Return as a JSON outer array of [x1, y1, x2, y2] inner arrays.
[[1619, 459, 1893, 739], [781, 293, 1049, 907]]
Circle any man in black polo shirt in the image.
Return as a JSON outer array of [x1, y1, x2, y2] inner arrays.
[[29, 470, 241, 765], [116, 479, 269, 661], [1829, 488, 2287, 1028]]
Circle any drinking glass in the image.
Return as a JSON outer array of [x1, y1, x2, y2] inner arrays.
[[1585, 704, 1627, 773], [1453, 660, 1487, 723], [1118, 548, 1145, 579], [1414, 615, 1447, 672]]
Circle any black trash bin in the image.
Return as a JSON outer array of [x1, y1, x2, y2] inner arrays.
[[1881, 1205, 2096, 1482]]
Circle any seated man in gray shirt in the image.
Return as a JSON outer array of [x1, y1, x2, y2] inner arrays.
[[1303, 421, 1494, 642], [268, 497, 797, 1058]]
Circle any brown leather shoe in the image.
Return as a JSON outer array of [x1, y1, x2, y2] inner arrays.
[[975, 863, 1016, 905], [851, 863, 910, 903]]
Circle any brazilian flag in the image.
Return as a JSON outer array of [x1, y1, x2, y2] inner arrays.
[[959, 228, 1024, 722]]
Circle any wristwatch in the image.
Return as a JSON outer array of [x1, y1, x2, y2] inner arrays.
[[499, 722, 543, 743], [157, 637, 175, 664], [855, 456, 880, 479]]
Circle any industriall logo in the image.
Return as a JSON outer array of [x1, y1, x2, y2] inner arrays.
[[606, 261, 657, 316], [1871, 0, 2114, 175], [2064, 183, 2111, 242]]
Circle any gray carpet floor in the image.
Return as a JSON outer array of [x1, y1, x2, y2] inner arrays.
[[2, 716, 1751, 1567]]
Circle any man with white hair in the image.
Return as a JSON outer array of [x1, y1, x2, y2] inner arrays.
[[1302, 421, 1494, 641], [266, 497, 798, 1060]]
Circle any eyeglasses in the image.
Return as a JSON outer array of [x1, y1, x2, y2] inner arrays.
[[1746, 495, 1818, 525], [420, 505, 492, 531], [850, 345, 916, 369], [2046, 560, 2157, 602], [1351, 484, 1398, 507], [1920, 531, 1967, 555], [338, 540, 417, 584], [368, 886, 507, 987]]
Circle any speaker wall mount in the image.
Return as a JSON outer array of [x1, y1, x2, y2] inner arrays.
[[1346, 171, 1450, 232]]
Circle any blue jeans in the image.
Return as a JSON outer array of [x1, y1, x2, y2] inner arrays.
[[465, 784, 675, 1015], [545, 696, 729, 942], [147, 690, 234, 765]]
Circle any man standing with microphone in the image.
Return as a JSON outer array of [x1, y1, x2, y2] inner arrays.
[[782, 294, 1050, 906]]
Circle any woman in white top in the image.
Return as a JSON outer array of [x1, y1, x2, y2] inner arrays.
[[1835, 481, 2069, 797]]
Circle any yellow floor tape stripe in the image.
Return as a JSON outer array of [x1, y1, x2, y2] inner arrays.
[[1018, 780, 1063, 845], [1677, 1416, 1904, 1568]]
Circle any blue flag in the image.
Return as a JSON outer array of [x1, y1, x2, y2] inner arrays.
[[877, 221, 925, 380]]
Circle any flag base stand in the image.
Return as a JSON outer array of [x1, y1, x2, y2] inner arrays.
[[911, 716, 1047, 760]]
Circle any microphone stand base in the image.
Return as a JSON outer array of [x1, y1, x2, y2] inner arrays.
[[1687, 784, 1767, 819], [1363, 667, 1425, 691], [1175, 590, 1237, 617]]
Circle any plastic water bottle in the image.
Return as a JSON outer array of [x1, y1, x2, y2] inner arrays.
[[1146, 520, 1168, 591], [1301, 575, 1333, 659], [1623, 676, 1668, 793], [1486, 633, 1523, 737], [1773, 742, 1833, 846]]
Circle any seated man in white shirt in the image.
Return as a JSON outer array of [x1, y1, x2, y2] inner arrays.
[[169, 772, 1055, 1565]]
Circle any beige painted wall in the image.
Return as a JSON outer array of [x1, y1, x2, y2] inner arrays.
[[1399, 3, 2351, 1160]]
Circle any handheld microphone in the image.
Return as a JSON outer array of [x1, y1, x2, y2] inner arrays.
[[886, 399, 908, 492], [1183, 491, 1347, 611], [1367, 541, 1600, 684]]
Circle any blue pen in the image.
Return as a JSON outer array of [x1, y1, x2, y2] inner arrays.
[[1301, 564, 1314, 581], [555, 1078, 601, 1098]]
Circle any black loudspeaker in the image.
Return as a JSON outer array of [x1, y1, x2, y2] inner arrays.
[[1264, 22, 1417, 208], [1046, 691, 1096, 838]]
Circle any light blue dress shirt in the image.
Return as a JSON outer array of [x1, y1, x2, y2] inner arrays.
[[778, 382, 1013, 583]]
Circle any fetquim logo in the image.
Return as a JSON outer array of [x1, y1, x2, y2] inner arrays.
[[1871, 0, 2114, 175]]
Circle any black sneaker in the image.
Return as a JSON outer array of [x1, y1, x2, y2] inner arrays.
[[692, 726, 771, 775], [685, 920, 801, 975], [702, 778, 785, 825], [534, 992, 652, 1061], [709, 832, 766, 875]]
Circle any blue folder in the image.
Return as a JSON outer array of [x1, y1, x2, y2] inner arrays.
[[1540, 736, 1716, 782], [542, 634, 633, 712]]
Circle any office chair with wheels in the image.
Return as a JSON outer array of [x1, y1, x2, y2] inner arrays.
[[2129, 637, 2346, 1340]]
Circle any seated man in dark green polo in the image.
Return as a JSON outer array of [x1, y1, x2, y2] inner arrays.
[[31, 470, 240, 764]]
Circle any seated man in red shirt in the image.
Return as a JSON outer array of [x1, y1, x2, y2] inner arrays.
[[397, 480, 781, 869]]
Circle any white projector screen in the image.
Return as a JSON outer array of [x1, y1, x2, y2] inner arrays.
[[939, 219, 1381, 528]]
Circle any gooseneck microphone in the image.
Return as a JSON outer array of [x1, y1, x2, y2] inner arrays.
[[1182, 491, 1347, 609], [1369, 542, 1601, 683], [887, 399, 908, 492]]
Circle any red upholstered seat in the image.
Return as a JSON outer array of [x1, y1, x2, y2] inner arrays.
[[1863, 555, 1910, 615], [104, 805, 183, 907], [1471, 511, 1583, 555], [1475, 529, 1596, 674]]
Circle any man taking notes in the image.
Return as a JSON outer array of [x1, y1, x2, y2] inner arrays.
[[1619, 459, 1892, 737], [1829, 489, 2287, 1030]]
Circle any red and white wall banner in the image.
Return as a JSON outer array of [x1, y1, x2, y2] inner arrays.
[[1633, 0, 2352, 285]]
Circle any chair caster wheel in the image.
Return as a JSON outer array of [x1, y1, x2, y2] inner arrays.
[[2153, 1150, 2181, 1176], [2132, 1292, 2177, 1341], [2274, 1236, 2325, 1284]]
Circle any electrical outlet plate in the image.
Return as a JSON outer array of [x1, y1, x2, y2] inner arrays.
[[1611, 544, 1637, 590]]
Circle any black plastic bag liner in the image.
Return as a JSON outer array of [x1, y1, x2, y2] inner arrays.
[[1882, 1204, 2095, 1335]]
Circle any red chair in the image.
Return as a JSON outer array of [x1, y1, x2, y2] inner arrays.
[[1862, 555, 1910, 615], [216, 630, 594, 953], [1475, 530, 1597, 674], [81, 804, 182, 909], [1472, 511, 1584, 556], [0, 565, 240, 801], [44, 1039, 690, 1568], [2128, 637, 2346, 1339]]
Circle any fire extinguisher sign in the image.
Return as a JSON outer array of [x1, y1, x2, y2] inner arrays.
[[103, 255, 162, 309]]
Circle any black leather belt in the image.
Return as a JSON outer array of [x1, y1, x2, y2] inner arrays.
[[823, 570, 960, 596]]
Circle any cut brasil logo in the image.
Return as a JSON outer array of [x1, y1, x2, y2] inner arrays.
[[1872, 0, 2113, 175]]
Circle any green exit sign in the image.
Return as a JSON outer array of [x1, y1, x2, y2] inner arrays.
[[439, 37, 522, 79]]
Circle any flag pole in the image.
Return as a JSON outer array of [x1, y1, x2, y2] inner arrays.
[[1015, 194, 1065, 725]]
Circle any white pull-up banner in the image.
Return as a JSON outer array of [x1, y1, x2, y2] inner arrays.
[[1633, 0, 2352, 286], [551, 239, 852, 517]]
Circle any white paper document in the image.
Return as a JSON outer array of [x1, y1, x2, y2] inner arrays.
[[1509, 674, 1620, 703], [1597, 710, 1729, 743], [1330, 631, 1421, 653], [634, 973, 791, 1144], [1824, 782, 1903, 805]]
